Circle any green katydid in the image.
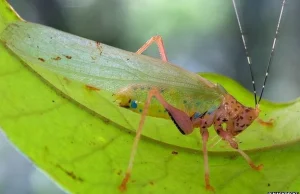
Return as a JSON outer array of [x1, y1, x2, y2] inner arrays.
[[0, 0, 286, 191]]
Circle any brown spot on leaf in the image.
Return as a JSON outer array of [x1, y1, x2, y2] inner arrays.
[[228, 154, 238, 160], [117, 170, 122, 175], [56, 164, 84, 182], [171, 151, 178, 155]]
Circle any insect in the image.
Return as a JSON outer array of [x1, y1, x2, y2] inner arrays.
[[0, 0, 286, 192]]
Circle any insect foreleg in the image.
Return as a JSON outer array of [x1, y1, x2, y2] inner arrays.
[[213, 122, 263, 171], [119, 88, 193, 191], [135, 35, 168, 62], [236, 149, 263, 170], [214, 122, 238, 149]]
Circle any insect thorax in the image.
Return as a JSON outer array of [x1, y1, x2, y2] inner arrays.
[[192, 94, 259, 136]]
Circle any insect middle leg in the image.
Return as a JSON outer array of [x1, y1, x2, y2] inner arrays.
[[135, 35, 168, 62], [119, 88, 193, 191], [200, 127, 215, 191], [214, 123, 263, 171]]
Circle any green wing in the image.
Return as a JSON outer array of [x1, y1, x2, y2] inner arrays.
[[1, 21, 226, 118]]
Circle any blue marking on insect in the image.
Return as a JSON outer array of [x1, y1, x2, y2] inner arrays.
[[193, 112, 201, 119], [207, 106, 217, 115], [130, 100, 138, 109]]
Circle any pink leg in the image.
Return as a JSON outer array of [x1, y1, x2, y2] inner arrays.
[[136, 35, 168, 62], [200, 127, 215, 192], [214, 124, 263, 171], [257, 118, 274, 127], [119, 88, 193, 191], [236, 149, 263, 170]]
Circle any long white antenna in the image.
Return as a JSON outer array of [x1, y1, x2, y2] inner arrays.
[[258, 0, 287, 103], [232, 0, 257, 106]]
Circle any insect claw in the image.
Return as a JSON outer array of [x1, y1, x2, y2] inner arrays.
[[257, 118, 274, 127], [119, 173, 131, 192], [227, 138, 238, 149], [250, 163, 264, 171], [206, 185, 215, 192], [205, 174, 215, 192]]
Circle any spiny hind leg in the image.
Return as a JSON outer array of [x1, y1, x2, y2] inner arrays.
[[119, 88, 193, 191], [135, 35, 168, 62], [213, 123, 263, 171], [200, 127, 215, 192]]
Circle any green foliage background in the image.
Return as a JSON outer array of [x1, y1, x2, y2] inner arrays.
[[0, 1, 300, 194]]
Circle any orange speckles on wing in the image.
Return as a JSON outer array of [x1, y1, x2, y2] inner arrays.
[[63, 55, 72, 59], [85, 85, 100, 91], [63, 77, 71, 84], [96, 41, 103, 55], [38, 57, 45, 62], [257, 118, 274, 127], [52, 56, 61, 60]]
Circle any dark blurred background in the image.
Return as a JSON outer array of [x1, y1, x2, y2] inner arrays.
[[1, 0, 299, 193]]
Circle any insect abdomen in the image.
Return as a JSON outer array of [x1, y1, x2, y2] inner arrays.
[[116, 85, 170, 119]]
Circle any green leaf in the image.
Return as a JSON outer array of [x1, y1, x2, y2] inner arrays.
[[0, 1, 299, 194]]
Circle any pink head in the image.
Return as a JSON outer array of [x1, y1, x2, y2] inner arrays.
[[221, 94, 260, 136]]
